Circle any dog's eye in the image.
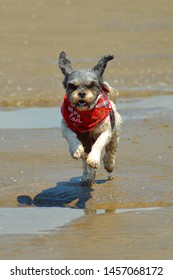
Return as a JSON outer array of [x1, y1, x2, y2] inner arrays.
[[68, 83, 78, 91], [87, 82, 95, 89]]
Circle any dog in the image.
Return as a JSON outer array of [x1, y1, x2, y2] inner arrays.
[[59, 51, 122, 186]]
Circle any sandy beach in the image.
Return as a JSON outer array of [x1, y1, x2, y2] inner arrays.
[[1, 97, 173, 259], [0, 0, 173, 259]]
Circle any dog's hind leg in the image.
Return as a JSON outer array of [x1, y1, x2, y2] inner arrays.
[[103, 132, 120, 174], [103, 110, 122, 175]]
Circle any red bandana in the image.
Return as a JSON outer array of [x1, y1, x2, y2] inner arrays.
[[61, 91, 112, 133]]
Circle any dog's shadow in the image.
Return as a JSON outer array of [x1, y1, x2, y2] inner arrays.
[[17, 177, 107, 209]]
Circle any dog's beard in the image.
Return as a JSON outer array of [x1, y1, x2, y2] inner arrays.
[[76, 99, 89, 110], [67, 90, 99, 111]]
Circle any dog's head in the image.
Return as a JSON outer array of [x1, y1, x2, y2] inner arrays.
[[58, 51, 114, 111]]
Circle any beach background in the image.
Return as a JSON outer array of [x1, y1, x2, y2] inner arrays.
[[0, 0, 173, 259]]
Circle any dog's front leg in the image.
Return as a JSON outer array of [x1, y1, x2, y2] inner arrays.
[[86, 130, 112, 169], [61, 119, 85, 159]]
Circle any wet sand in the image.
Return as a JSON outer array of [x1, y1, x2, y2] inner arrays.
[[0, 0, 173, 260], [1, 98, 173, 259], [0, 0, 173, 107]]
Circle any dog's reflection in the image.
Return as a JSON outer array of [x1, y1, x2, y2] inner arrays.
[[84, 209, 115, 215]]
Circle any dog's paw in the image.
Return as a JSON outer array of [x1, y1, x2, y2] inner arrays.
[[86, 151, 100, 169], [103, 153, 115, 173], [71, 144, 85, 160], [104, 161, 115, 173]]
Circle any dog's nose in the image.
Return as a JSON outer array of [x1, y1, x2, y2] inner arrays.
[[78, 92, 86, 98]]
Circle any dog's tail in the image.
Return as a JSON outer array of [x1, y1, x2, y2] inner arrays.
[[102, 81, 119, 103]]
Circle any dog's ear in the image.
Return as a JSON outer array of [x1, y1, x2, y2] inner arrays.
[[58, 51, 73, 76], [92, 54, 114, 77]]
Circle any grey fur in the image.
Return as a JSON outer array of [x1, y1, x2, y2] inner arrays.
[[58, 52, 114, 88], [92, 54, 114, 77]]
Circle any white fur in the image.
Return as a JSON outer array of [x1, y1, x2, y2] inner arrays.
[[61, 84, 122, 186]]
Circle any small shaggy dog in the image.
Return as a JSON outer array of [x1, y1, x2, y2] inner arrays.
[[59, 52, 122, 186]]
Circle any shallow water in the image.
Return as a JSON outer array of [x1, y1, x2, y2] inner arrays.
[[0, 95, 173, 128], [0, 107, 62, 129], [0, 206, 162, 235], [0, 207, 83, 235]]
